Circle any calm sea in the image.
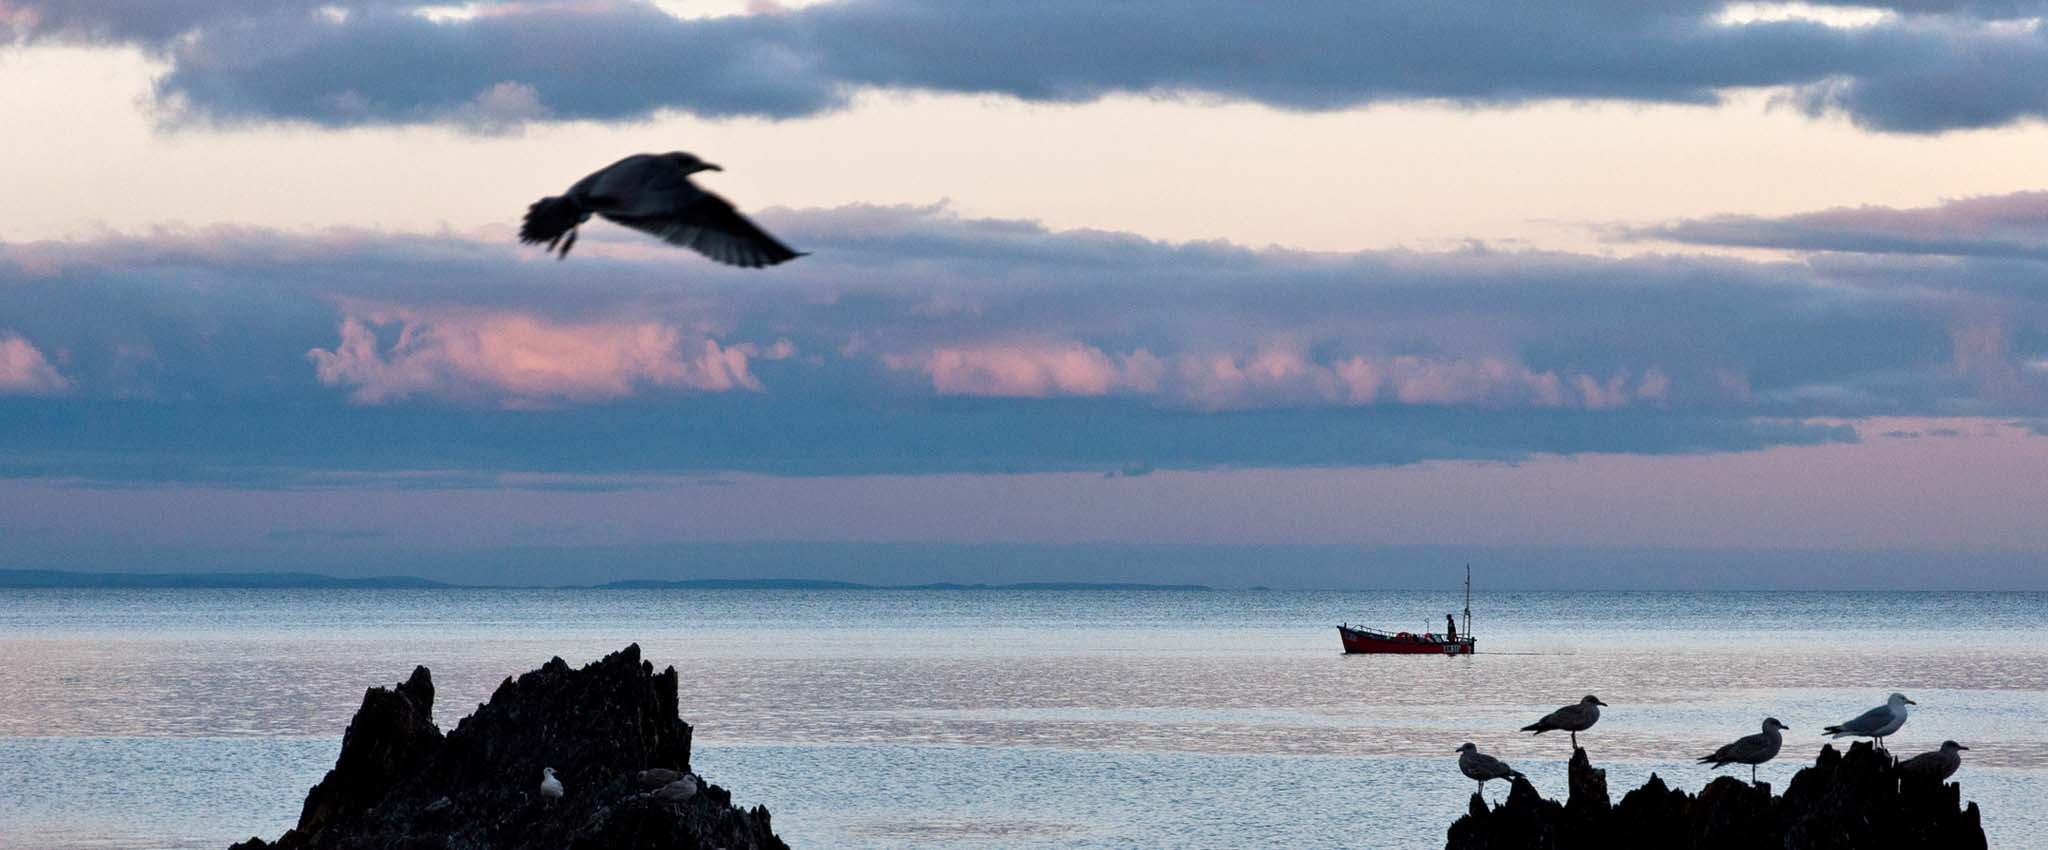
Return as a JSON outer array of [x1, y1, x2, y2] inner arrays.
[[2, 588, 2045, 850]]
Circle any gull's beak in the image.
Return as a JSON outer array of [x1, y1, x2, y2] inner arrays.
[[701, 162, 723, 173], [1958, 745, 1970, 750], [1595, 700, 1608, 707], [1906, 699, 1917, 705]]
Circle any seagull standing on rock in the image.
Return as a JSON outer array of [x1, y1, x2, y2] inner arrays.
[[1521, 695, 1607, 749], [1823, 692, 1914, 751], [1698, 717, 1790, 785], [635, 768, 684, 788], [1456, 743, 1523, 795], [539, 767, 564, 807], [520, 151, 804, 267], [1897, 740, 1969, 783]]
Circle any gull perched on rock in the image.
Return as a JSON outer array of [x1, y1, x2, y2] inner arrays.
[[635, 768, 684, 788], [1456, 743, 1523, 794], [1522, 695, 1607, 748], [1698, 717, 1790, 785], [1824, 692, 1914, 750], [539, 767, 564, 807], [652, 774, 702, 803], [1897, 740, 1969, 783], [520, 151, 803, 267]]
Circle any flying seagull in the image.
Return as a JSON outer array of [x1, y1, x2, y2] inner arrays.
[[1823, 692, 1913, 751], [539, 766, 564, 807], [1522, 695, 1607, 748], [1698, 717, 1790, 785], [520, 151, 803, 267], [1456, 742, 1523, 795], [1897, 740, 1968, 783]]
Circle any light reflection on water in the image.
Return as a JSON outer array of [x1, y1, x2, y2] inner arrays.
[[2, 589, 2046, 849]]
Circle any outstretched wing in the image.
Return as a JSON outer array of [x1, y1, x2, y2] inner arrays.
[[602, 194, 803, 269]]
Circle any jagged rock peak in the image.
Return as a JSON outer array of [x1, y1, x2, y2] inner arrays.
[[230, 644, 788, 850]]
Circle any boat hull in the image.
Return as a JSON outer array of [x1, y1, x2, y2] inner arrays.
[[1337, 625, 1475, 655]]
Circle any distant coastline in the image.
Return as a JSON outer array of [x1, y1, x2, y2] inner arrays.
[[597, 579, 1210, 590], [0, 569, 1211, 591], [0, 570, 453, 589]]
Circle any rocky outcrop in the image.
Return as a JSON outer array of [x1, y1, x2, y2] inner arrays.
[[230, 644, 788, 850], [1447, 742, 1984, 850]]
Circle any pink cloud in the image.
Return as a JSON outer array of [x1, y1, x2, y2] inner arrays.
[[1637, 366, 1671, 402], [1951, 318, 2042, 405], [447, 81, 550, 135], [0, 332, 67, 395], [307, 307, 763, 407], [884, 342, 1162, 397], [892, 340, 1663, 411]]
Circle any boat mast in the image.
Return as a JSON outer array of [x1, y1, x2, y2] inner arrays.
[[1463, 563, 1472, 639]]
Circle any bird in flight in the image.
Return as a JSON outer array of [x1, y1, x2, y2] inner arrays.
[[520, 151, 803, 267]]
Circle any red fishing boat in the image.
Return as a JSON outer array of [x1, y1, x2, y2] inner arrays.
[[1337, 565, 1477, 655]]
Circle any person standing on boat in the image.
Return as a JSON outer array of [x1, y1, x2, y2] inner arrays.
[[1446, 614, 1458, 642]]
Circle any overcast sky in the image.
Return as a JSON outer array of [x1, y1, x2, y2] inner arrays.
[[2, 1, 2045, 587]]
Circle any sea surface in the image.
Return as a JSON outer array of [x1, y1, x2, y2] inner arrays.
[[2, 588, 2045, 849]]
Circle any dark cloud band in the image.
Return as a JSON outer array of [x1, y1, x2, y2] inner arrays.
[[9, 1, 2048, 132], [0, 203, 2041, 481]]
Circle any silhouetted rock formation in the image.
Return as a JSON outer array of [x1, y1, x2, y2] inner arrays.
[[230, 644, 788, 850], [1447, 742, 1984, 850]]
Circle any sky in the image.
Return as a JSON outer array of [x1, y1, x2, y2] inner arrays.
[[2, 0, 2046, 587]]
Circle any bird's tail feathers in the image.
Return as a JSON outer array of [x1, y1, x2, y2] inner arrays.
[[1521, 723, 1547, 734], [521, 195, 587, 257], [1822, 725, 1843, 736]]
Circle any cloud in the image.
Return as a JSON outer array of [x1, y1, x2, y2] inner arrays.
[[1630, 190, 2048, 259], [897, 344, 1680, 412], [0, 332, 68, 395], [444, 80, 550, 135], [12, 0, 2048, 132], [306, 306, 762, 407], [884, 342, 1162, 398], [0, 203, 2039, 480]]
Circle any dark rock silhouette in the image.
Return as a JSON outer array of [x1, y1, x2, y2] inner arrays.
[[1447, 742, 1984, 850], [229, 644, 788, 850]]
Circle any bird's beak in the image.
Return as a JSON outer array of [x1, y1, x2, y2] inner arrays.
[[1906, 699, 1917, 705], [700, 163, 723, 173], [1958, 745, 1970, 750], [1595, 700, 1608, 707]]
